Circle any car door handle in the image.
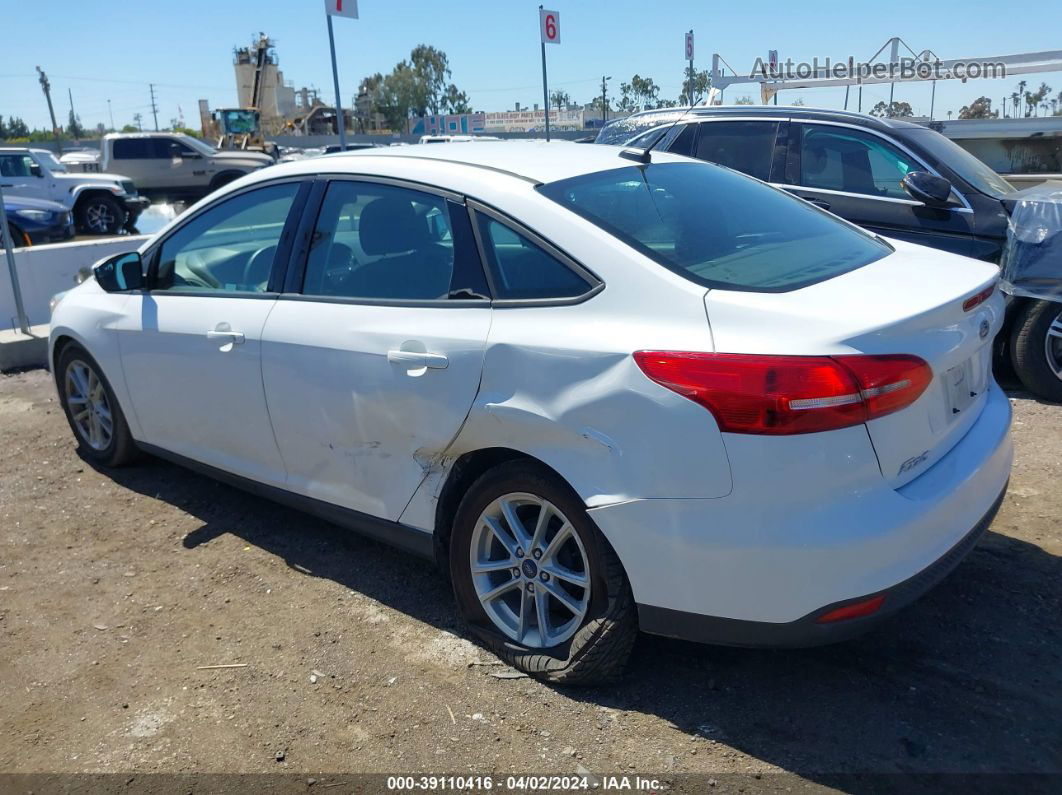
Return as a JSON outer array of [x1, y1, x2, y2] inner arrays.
[[206, 330, 246, 344], [387, 350, 449, 369], [0, 183, 12, 188]]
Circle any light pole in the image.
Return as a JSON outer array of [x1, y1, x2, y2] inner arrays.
[[108, 99, 115, 131], [601, 75, 611, 124]]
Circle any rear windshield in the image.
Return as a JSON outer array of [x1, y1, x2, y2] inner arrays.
[[594, 112, 686, 146], [537, 162, 891, 292]]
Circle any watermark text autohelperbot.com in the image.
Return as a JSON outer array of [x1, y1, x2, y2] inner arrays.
[[750, 56, 1006, 81]]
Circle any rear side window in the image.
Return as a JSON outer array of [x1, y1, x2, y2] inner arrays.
[[690, 121, 779, 181], [475, 215, 593, 300], [112, 139, 154, 159], [301, 181, 460, 301], [537, 162, 890, 293]]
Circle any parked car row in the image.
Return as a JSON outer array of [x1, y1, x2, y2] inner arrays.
[[0, 146, 147, 236], [50, 141, 1012, 683], [595, 106, 1062, 402], [0, 133, 276, 241]]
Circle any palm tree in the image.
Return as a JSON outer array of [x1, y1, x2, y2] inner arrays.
[[1011, 92, 1020, 117], [1017, 80, 1028, 116]]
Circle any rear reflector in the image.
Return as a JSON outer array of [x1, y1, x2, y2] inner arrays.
[[962, 284, 995, 312], [633, 351, 932, 435], [816, 594, 886, 624]]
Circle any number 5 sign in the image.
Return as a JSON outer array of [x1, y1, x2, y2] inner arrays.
[[540, 8, 560, 44]]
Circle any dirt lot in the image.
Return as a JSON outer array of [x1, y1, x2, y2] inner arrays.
[[0, 367, 1059, 790]]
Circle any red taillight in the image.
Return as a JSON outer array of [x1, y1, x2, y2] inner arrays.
[[633, 351, 932, 435], [962, 284, 995, 312], [816, 594, 886, 623]]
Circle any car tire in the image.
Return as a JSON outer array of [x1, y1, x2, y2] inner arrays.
[[1009, 299, 1062, 402], [75, 194, 124, 235], [56, 343, 139, 467], [450, 460, 638, 685]]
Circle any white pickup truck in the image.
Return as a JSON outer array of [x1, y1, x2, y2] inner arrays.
[[94, 132, 274, 202], [0, 147, 148, 235]]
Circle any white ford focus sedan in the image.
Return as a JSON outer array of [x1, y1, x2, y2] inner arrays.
[[49, 141, 1012, 684]]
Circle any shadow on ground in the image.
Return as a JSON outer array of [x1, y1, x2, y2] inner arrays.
[[98, 453, 1062, 780]]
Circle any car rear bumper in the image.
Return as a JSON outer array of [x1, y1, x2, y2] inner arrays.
[[635, 483, 1006, 647], [588, 382, 1013, 645]]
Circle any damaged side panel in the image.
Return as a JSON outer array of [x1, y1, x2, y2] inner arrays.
[[399, 300, 733, 534]]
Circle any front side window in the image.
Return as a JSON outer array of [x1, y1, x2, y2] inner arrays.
[[301, 181, 457, 300], [475, 215, 593, 300], [0, 154, 34, 177], [692, 121, 780, 181], [155, 182, 299, 293], [537, 162, 890, 293], [799, 125, 918, 199]]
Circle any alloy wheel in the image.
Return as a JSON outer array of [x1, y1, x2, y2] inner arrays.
[[469, 493, 591, 648], [1046, 308, 1062, 380], [84, 202, 116, 233], [65, 359, 113, 451]]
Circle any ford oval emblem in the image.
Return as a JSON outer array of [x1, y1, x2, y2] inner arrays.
[[979, 319, 990, 340]]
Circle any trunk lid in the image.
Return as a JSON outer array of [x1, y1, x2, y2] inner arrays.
[[703, 238, 1004, 487]]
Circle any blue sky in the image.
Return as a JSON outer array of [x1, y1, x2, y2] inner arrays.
[[4, 0, 1060, 131]]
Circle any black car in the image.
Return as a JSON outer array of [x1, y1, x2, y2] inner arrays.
[[2, 195, 75, 247], [597, 106, 1062, 401]]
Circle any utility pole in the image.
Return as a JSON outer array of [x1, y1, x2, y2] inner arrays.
[[35, 66, 62, 154], [929, 80, 936, 121], [133, 113, 143, 131], [149, 83, 159, 131], [600, 75, 611, 124], [108, 99, 115, 130]]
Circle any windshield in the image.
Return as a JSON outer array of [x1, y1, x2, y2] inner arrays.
[[537, 162, 891, 293], [907, 129, 1015, 197], [595, 112, 686, 146], [181, 135, 217, 156], [37, 151, 67, 172]]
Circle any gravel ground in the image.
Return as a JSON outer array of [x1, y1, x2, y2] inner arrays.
[[0, 368, 1059, 790]]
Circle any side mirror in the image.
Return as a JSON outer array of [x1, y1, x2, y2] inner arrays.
[[902, 171, 952, 207], [29, 163, 43, 178], [94, 251, 144, 292]]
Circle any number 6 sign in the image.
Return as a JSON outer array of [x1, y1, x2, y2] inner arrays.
[[540, 8, 560, 44]]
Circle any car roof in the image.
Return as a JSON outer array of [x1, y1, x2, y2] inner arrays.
[[298, 140, 690, 184], [616, 105, 925, 131]]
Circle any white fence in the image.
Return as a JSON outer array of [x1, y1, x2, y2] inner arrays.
[[2, 236, 148, 329]]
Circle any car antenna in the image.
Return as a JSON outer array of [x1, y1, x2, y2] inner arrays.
[[617, 105, 698, 164]]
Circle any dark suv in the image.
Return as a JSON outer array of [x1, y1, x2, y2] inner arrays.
[[597, 106, 1062, 401]]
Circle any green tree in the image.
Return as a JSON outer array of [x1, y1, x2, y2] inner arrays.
[[410, 44, 452, 115], [365, 45, 470, 128], [733, 96, 755, 105], [6, 117, 30, 137], [549, 89, 571, 109], [958, 96, 997, 119], [67, 108, 84, 139], [680, 66, 710, 105], [120, 124, 139, 133], [442, 84, 472, 114], [869, 100, 914, 118]]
